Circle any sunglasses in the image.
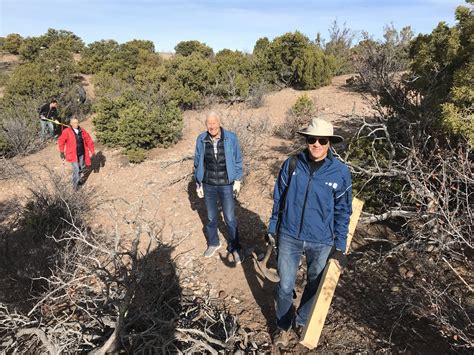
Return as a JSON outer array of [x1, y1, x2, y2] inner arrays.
[[306, 137, 330, 145]]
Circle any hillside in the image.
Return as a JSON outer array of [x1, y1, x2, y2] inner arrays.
[[0, 74, 383, 352]]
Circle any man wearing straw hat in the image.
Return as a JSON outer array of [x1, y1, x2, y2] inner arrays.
[[268, 117, 352, 347]]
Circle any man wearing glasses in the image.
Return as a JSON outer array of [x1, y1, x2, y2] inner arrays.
[[268, 117, 352, 347]]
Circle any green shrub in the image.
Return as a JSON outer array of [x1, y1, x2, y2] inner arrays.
[[126, 147, 147, 163], [161, 53, 215, 109], [3, 33, 23, 54], [293, 46, 334, 89], [276, 94, 315, 139], [174, 40, 213, 58], [291, 94, 316, 117], [18, 29, 83, 62], [94, 93, 183, 152], [3, 62, 62, 101], [213, 49, 255, 101]]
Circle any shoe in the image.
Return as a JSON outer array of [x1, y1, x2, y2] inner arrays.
[[273, 328, 290, 347], [204, 243, 222, 258], [232, 250, 243, 264], [294, 324, 304, 339]]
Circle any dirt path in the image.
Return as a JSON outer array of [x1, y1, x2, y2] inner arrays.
[[0, 74, 374, 352]]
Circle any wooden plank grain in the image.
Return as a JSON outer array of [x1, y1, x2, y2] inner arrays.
[[299, 197, 364, 349]]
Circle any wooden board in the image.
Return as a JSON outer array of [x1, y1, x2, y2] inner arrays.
[[299, 197, 364, 349]]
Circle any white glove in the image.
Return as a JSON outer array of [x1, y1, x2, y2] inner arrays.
[[233, 180, 241, 198], [196, 184, 204, 198]]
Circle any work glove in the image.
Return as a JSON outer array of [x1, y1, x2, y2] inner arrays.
[[196, 184, 204, 198], [233, 180, 241, 198], [60, 152, 65, 160], [265, 233, 278, 250], [329, 249, 348, 271]]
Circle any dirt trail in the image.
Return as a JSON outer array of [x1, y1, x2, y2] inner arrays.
[[0, 74, 374, 352]]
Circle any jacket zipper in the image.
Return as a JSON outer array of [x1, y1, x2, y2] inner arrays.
[[297, 168, 315, 239]]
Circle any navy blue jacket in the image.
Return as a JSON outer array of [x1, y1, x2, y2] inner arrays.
[[268, 150, 352, 251]]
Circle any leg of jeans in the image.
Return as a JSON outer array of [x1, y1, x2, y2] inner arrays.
[[40, 120, 47, 138], [276, 234, 303, 330], [47, 121, 54, 137], [219, 184, 239, 252], [71, 162, 80, 189], [78, 155, 86, 173], [203, 184, 220, 246], [295, 242, 333, 326]]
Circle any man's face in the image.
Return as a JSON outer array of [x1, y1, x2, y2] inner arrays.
[[306, 136, 330, 161], [206, 116, 220, 137], [50, 102, 57, 109], [70, 119, 79, 129]]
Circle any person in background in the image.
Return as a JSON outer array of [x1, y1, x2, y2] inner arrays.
[[58, 118, 95, 190], [39, 98, 59, 138]]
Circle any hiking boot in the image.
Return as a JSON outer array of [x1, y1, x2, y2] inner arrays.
[[294, 324, 304, 340], [204, 243, 222, 258], [273, 328, 290, 347], [232, 250, 243, 264]]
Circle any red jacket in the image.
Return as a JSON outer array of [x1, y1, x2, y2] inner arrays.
[[58, 127, 95, 165]]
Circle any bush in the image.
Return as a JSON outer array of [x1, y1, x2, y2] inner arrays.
[[126, 147, 147, 163], [161, 53, 215, 109], [324, 20, 356, 75], [18, 29, 84, 62], [275, 94, 315, 139], [213, 49, 255, 102], [246, 80, 269, 108], [293, 45, 334, 89], [174, 40, 213, 58], [3, 33, 23, 54], [0, 97, 44, 157], [94, 92, 183, 153], [251, 31, 335, 89]]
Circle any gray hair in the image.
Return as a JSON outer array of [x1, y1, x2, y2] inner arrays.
[[205, 112, 221, 124]]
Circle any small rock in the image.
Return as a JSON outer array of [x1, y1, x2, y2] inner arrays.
[[391, 286, 400, 292]]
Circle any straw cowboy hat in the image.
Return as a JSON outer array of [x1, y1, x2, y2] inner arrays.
[[297, 117, 344, 143]]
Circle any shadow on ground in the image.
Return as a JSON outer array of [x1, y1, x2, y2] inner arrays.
[[187, 180, 277, 332]]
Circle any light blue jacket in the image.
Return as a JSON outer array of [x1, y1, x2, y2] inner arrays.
[[268, 150, 352, 251], [194, 128, 243, 185]]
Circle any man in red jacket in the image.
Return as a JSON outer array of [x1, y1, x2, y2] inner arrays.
[[58, 118, 95, 189]]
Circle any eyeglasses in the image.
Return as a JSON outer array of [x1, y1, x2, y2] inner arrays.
[[306, 137, 329, 145]]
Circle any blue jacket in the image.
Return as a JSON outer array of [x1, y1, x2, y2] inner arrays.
[[194, 128, 243, 184], [268, 150, 352, 251]]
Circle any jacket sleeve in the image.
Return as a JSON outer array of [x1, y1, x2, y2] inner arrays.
[[83, 130, 95, 155], [193, 136, 202, 184], [58, 130, 67, 153], [333, 168, 353, 252], [268, 158, 290, 234], [234, 136, 243, 181]]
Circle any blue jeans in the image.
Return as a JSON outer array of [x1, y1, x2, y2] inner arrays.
[[72, 155, 85, 189], [203, 183, 240, 252], [40, 119, 54, 138], [276, 234, 332, 330]]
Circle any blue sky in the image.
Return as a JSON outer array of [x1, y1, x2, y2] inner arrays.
[[0, 0, 466, 52]]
